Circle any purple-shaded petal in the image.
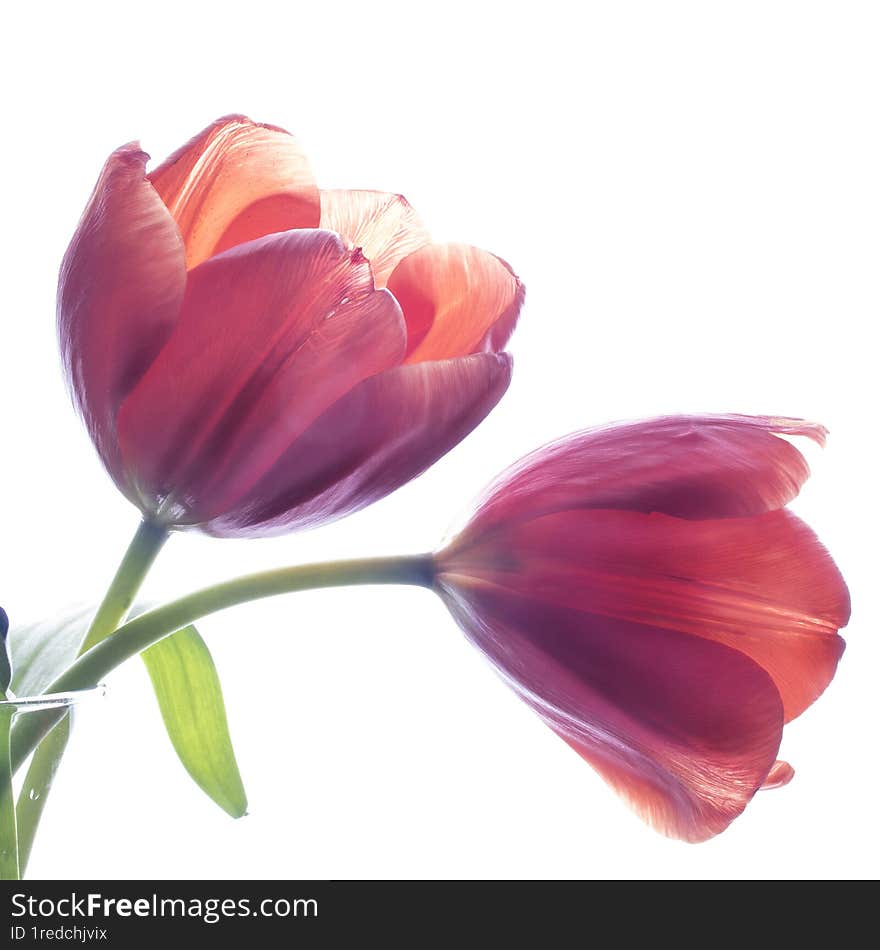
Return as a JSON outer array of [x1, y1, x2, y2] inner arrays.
[[57, 143, 186, 497], [116, 229, 404, 522], [444, 507, 849, 723], [201, 352, 512, 537], [437, 583, 784, 842], [465, 414, 827, 535]]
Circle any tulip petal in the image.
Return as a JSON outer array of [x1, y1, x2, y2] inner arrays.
[[319, 190, 429, 287], [446, 508, 849, 723], [149, 115, 319, 269], [761, 760, 795, 790], [386, 244, 524, 361], [201, 353, 512, 537], [116, 229, 405, 522], [438, 585, 784, 843], [466, 414, 827, 534], [57, 144, 186, 496]]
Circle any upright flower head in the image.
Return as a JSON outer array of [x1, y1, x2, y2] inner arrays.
[[58, 116, 523, 536], [433, 415, 850, 842]]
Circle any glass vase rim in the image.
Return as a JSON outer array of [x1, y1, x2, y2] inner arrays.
[[0, 686, 106, 712]]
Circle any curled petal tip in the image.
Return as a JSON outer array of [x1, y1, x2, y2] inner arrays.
[[461, 411, 831, 534], [212, 113, 294, 136], [761, 760, 795, 790], [113, 142, 150, 166], [495, 251, 523, 283], [319, 189, 430, 288], [213, 112, 254, 124], [766, 416, 828, 446]]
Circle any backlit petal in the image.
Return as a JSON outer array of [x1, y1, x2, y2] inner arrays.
[[438, 585, 784, 843], [386, 243, 524, 361], [465, 414, 826, 535], [202, 353, 512, 536], [149, 115, 319, 269], [116, 230, 404, 522], [445, 507, 849, 722], [57, 144, 186, 496], [319, 190, 429, 287], [761, 760, 795, 790]]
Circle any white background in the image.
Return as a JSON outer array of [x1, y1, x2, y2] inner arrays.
[[1, 1, 877, 880]]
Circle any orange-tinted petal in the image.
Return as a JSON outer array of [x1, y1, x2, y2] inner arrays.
[[201, 353, 512, 536], [116, 230, 404, 523], [446, 507, 849, 723], [386, 243, 524, 362], [319, 189, 429, 287], [149, 115, 319, 269], [438, 585, 784, 843], [57, 143, 186, 497]]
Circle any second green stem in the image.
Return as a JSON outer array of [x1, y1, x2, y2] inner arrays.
[[10, 552, 435, 778], [16, 518, 169, 875]]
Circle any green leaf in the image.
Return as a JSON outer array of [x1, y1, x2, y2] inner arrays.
[[10, 605, 246, 820], [9, 606, 93, 697], [11, 605, 246, 820], [141, 626, 247, 819]]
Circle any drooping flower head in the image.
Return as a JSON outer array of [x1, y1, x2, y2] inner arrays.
[[433, 415, 850, 842], [58, 116, 523, 536]]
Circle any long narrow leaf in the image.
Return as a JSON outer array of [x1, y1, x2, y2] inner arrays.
[[10, 606, 247, 823], [141, 627, 247, 818]]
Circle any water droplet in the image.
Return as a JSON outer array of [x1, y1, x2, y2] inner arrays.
[[28, 789, 40, 801]]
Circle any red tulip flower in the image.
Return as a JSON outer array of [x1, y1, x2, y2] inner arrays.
[[433, 415, 850, 842], [58, 116, 523, 536]]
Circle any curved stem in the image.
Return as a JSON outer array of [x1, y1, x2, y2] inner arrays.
[[10, 553, 435, 775]]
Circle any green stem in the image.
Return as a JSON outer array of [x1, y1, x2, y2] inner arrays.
[[14, 518, 169, 877], [15, 716, 70, 876], [79, 519, 170, 653], [10, 553, 435, 776], [0, 708, 19, 879]]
